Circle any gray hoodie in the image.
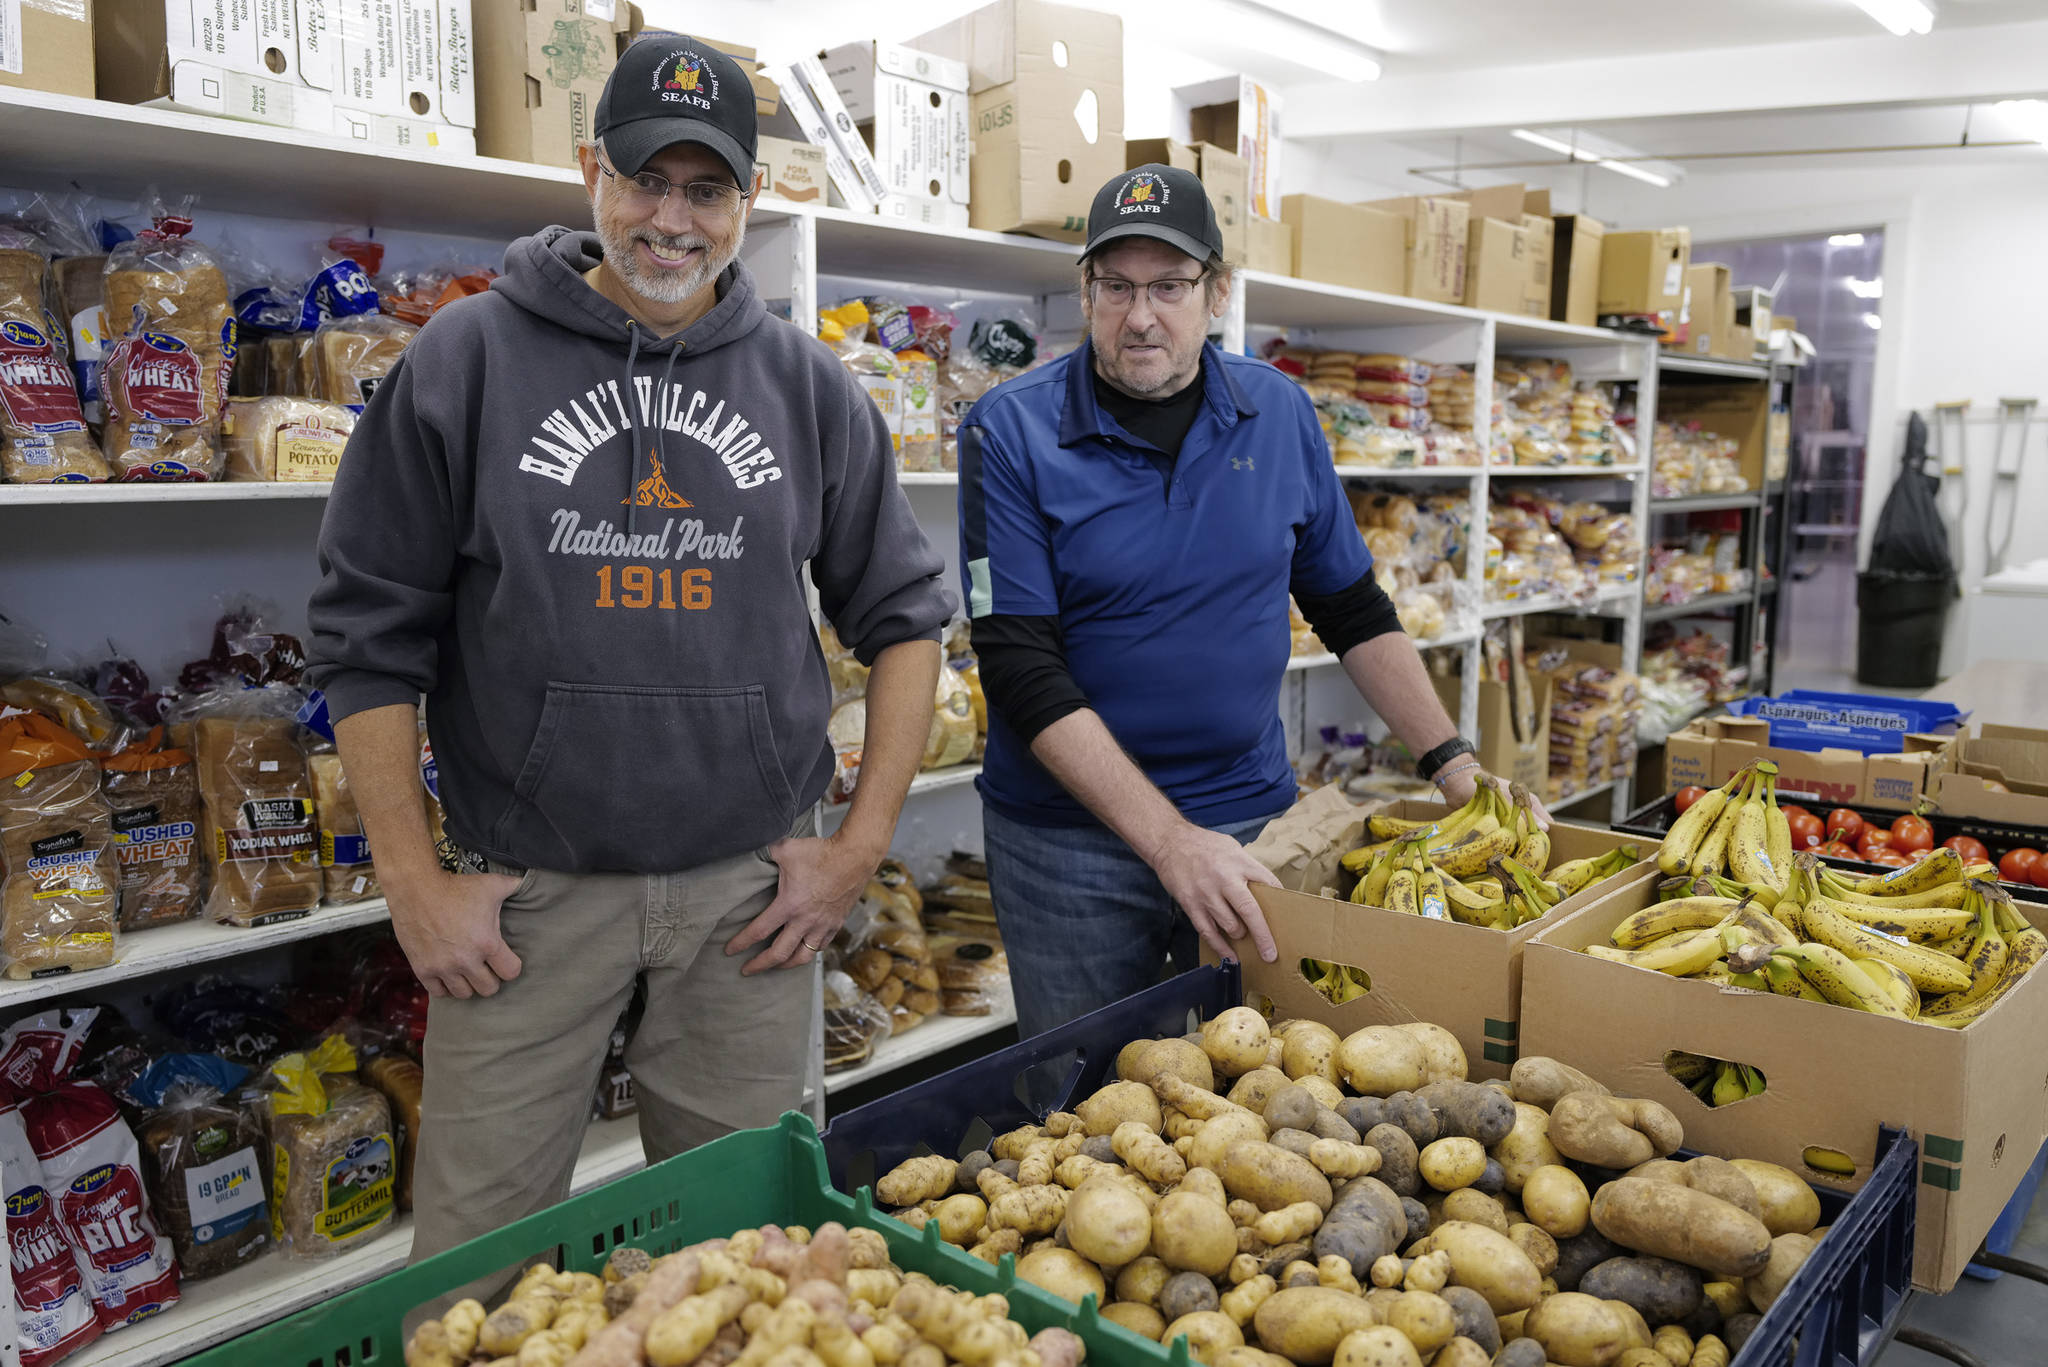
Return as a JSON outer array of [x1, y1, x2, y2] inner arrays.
[[307, 227, 953, 875]]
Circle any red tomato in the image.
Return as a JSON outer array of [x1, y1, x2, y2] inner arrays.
[[1858, 828, 1895, 857], [1868, 850, 1914, 868], [1827, 809, 1864, 842], [1890, 815, 1935, 854], [2000, 848, 2042, 883], [1673, 786, 1706, 814], [1787, 812, 1825, 849], [2032, 858, 2048, 890], [1816, 840, 1861, 859], [1942, 835, 1990, 864], [1781, 803, 1811, 821]]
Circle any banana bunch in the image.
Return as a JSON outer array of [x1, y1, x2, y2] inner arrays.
[[1302, 959, 1370, 1004], [1656, 760, 1793, 893], [1341, 782, 1638, 930], [1666, 1051, 1768, 1109], [1588, 845, 2048, 1030]]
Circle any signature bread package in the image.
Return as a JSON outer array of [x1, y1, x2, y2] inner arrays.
[[100, 218, 234, 481], [127, 1053, 269, 1279], [180, 685, 321, 926], [262, 1037, 396, 1262], [100, 726, 206, 931], [310, 751, 377, 905], [0, 712, 119, 980], [0, 226, 107, 484], [308, 314, 415, 405], [222, 395, 356, 481]]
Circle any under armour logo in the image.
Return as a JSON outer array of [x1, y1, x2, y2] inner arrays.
[[1231, 456, 1254, 471]]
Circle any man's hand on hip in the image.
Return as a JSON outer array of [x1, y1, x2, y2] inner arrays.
[[1149, 822, 1281, 965], [727, 833, 871, 976], [385, 867, 525, 1000]]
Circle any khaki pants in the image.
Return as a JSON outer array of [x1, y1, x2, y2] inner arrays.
[[408, 819, 814, 1286]]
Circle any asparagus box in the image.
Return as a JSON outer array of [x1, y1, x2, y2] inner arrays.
[[1232, 787, 1650, 1081], [1521, 864, 2048, 1291]]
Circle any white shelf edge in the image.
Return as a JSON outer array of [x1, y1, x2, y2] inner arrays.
[[1286, 652, 1339, 672], [1487, 465, 1644, 478], [0, 481, 334, 506], [823, 990, 1017, 1095], [895, 472, 960, 486], [1551, 776, 1626, 809], [67, 1115, 645, 1367], [1331, 464, 1482, 480], [1481, 586, 1638, 621]]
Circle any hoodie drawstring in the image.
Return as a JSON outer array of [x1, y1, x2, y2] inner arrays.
[[623, 325, 687, 540]]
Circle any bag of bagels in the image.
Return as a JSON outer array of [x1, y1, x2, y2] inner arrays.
[[100, 212, 234, 481], [0, 225, 106, 484]]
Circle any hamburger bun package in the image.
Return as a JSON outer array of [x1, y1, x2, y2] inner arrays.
[[100, 211, 234, 481]]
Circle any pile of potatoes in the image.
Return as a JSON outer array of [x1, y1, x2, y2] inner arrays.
[[874, 1009, 1826, 1367], [404, 1221, 1087, 1367]]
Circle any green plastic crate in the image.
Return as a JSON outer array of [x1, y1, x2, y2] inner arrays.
[[185, 1112, 1175, 1367]]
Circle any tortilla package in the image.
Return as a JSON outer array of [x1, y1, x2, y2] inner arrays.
[[0, 712, 119, 979]]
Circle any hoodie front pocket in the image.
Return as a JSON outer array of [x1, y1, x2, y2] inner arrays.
[[501, 682, 797, 872]]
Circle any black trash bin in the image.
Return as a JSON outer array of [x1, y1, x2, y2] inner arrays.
[[1856, 570, 1954, 688]]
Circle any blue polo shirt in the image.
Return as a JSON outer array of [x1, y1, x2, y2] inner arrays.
[[959, 340, 1372, 828]]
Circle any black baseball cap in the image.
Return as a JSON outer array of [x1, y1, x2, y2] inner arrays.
[[1081, 164, 1224, 265], [596, 38, 757, 190]]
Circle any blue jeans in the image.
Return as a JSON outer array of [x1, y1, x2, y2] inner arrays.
[[984, 804, 1283, 1042]]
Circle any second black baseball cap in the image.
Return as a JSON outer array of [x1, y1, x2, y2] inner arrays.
[[596, 38, 758, 189], [1081, 164, 1224, 264]]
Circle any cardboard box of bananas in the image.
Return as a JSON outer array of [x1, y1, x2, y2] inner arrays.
[[1334, 783, 1642, 930]]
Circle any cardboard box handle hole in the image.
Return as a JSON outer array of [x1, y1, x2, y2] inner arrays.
[[1300, 957, 1372, 1005], [1801, 1145, 1858, 1179], [1662, 1049, 1767, 1108]]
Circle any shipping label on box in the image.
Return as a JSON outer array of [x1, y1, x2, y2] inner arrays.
[[755, 135, 827, 202], [1523, 866, 2048, 1291], [1232, 788, 1651, 1080]]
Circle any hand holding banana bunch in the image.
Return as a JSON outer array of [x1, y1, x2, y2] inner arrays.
[[1585, 842, 2047, 1048]]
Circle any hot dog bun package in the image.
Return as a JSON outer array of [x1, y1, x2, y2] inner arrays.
[[0, 225, 107, 484], [173, 685, 320, 927], [100, 213, 234, 481], [0, 712, 119, 980]]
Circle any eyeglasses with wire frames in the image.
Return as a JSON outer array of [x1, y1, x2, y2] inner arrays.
[[596, 150, 753, 215], [1085, 273, 1208, 311]]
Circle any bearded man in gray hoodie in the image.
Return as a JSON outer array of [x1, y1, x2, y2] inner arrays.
[[308, 38, 952, 1262]]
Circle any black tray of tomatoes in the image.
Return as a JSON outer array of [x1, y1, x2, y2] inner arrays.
[[1615, 790, 2048, 898]]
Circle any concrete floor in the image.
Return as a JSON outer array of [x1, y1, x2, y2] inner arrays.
[[1875, 1179, 2048, 1362]]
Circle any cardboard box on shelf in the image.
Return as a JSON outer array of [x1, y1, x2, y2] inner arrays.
[[1520, 201, 1555, 319], [1195, 141, 1247, 265], [1281, 195, 1403, 294], [1659, 380, 1771, 488], [393, 0, 473, 125], [331, 0, 405, 115], [473, 0, 624, 166], [1436, 674, 1553, 791], [1125, 137, 1196, 172], [818, 41, 970, 229], [1551, 214, 1605, 326], [1179, 74, 1281, 221], [1522, 864, 2048, 1291], [1675, 261, 1732, 355], [436, 1, 474, 125], [1463, 216, 1539, 317], [332, 104, 477, 155], [1662, 716, 1949, 810], [754, 135, 827, 203], [910, 0, 1124, 242], [1931, 724, 2048, 827], [792, 53, 892, 211], [1246, 213, 1293, 276], [3, 0, 95, 98], [765, 63, 878, 213], [1362, 194, 1468, 304], [1598, 226, 1690, 318], [1230, 786, 1650, 1081]]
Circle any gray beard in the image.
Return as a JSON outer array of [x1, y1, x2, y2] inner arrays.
[[597, 217, 744, 305]]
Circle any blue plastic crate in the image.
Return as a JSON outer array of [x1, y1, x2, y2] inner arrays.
[[824, 964, 1919, 1367], [1730, 690, 1965, 754]]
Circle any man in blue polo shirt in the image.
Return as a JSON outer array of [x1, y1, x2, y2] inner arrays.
[[960, 164, 1534, 1038]]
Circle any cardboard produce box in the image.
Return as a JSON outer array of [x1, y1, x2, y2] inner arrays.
[[754, 135, 827, 203], [1663, 716, 1949, 810], [1551, 214, 1604, 326], [1597, 226, 1690, 318], [1126, 137, 1196, 173], [1195, 142, 1247, 265], [1180, 74, 1280, 222], [1435, 673, 1552, 792], [1932, 724, 2048, 826], [1463, 216, 1540, 317], [818, 41, 971, 228], [1521, 864, 2048, 1291], [1673, 261, 1731, 356], [5, 0, 94, 98], [1235, 787, 1652, 1081], [1658, 381, 1772, 489], [473, 0, 624, 166], [910, 0, 1123, 242], [1245, 213, 1293, 276], [1362, 195, 1468, 304], [1280, 195, 1403, 294]]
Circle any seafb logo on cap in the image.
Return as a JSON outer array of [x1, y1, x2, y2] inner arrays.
[[1119, 172, 1167, 216], [656, 47, 718, 111]]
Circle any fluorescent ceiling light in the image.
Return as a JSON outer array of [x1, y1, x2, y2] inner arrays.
[[1597, 158, 1673, 188], [1229, 1, 1383, 81], [1513, 128, 1596, 161], [1995, 99, 2048, 143], [1848, 0, 1937, 35], [1828, 233, 1867, 246], [1845, 278, 1884, 298], [1863, 313, 1884, 330]]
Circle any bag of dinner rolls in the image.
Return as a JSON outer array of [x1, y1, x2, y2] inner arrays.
[[0, 713, 118, 979], [0, 226, 106, 483], [100, 213, 234, 481]]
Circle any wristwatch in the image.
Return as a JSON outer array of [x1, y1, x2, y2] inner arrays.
[[1414, 737, 1477, 781]]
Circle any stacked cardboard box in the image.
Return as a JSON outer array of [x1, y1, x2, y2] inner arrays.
[[95, 1, 477, 154], [815, 41, 971, 226], [3, 0, 94, 97]]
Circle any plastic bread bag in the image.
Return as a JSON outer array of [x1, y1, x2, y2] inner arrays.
[[309, 750, 378, 906], [0, 1087, 102, 1365], [100, 725, 206, 931], [821, 969, 891, 1073], [306, 313, 415, 405], [100, 208, 234, 481], [0, 224, 107, 484], [1, 673, 119, 749], [361, 1053, 422, 1211], [933, 937, 1008, 1017], [923, 661, 977, 771], [125, 1053, 269, 1279], [222, 394, 355, 481], [0, 712, 119, 980], [170, 684, 321, 927], [259, 1035, 393, 1262], [151, 976, 299, 1070]]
